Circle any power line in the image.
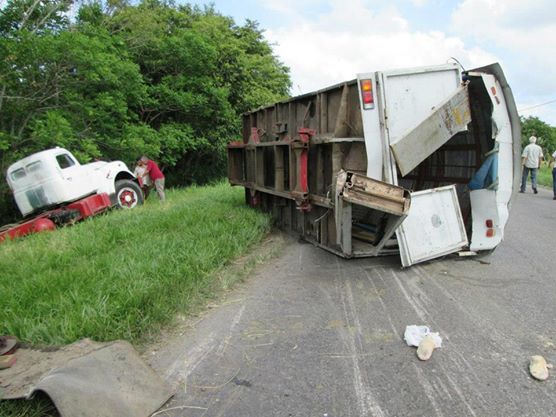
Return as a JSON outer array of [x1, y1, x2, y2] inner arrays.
[[518, 99, 556, 113]]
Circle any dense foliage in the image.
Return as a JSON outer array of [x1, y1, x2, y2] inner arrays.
[[0, 0, 290, 220], [520, 116, 556, 156]]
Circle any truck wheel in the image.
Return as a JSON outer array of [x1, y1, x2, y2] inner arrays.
[[115, 180, 144, 209]]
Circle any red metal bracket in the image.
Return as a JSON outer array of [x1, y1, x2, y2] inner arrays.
[[297, 128, 316, 144], [290, 128, 316, 212]]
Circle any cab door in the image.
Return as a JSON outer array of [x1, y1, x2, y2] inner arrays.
[[54, 152, 94, 201]]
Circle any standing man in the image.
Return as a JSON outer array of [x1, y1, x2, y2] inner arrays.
[[520, 136, 543, 194], [140, 156, 165, 202]]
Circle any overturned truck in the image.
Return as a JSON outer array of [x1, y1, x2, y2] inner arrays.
[[228, 63, 520, 266]]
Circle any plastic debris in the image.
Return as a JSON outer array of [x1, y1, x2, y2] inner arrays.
[[404, 325, 442, 361], [529, 355, 552, 381], [404, 325, 442, 348]]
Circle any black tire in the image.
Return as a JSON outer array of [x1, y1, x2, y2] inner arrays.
[[115, 180, 144, 209]]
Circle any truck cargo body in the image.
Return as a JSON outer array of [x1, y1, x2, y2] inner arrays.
[[228, 63, 520, 266]]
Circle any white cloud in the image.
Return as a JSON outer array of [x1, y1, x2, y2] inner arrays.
[[452, 0, 556, 122], [410, 0, 429, 6], [265, 1, 497, 94]]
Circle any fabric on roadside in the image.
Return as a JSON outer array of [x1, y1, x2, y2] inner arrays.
[[0, 339, 173, 417]]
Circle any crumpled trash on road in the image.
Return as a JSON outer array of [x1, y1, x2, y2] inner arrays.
[[404, 325, 442, 361], [529, 355, 552, 381]]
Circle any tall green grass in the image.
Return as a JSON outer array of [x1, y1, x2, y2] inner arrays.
[[0, 183, 270, 346], [0, 396, 58, 417], [537, 165, 553, 188]]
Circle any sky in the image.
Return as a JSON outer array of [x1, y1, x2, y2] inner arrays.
[[187, 0, 556, 126]]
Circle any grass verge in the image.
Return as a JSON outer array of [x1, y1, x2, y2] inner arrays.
[[0, 183, 270, 346]]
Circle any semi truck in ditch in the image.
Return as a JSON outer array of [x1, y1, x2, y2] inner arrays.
[[227, 62, 520, 267], [1, 148, 143, 241]]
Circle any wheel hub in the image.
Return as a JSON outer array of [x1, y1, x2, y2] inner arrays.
[[119, 189, 137, 208]]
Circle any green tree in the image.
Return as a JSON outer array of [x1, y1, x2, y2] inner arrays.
[[0, 0, 291, 221], [520, 115, 556, 156], [103, 0, 290, 182]]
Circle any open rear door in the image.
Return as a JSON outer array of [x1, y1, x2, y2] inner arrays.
[[389, 82, 472, 266], [397, 185, 468, 267], [389, 84, 471, 176], [375, 64, 471, 266]]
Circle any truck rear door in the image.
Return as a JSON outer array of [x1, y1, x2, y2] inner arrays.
[[374, 64, 469, 266], [370, 63, 519, 267], [466, 66, 520, 252]]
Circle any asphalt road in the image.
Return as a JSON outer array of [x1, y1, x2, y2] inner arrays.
[[149, 187, 556, 417]]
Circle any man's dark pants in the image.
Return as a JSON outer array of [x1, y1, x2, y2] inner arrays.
[[521, 167, 538, 192], [552, 168, 556, 197]]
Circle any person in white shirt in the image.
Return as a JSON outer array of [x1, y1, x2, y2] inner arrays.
[[520, 136, 543, 194], [133, 157, 152, 199]]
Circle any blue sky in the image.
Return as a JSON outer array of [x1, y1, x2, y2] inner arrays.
[[188, 0, 555, 125]]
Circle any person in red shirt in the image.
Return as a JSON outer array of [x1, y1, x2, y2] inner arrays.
[[140, 156, 165, 201]]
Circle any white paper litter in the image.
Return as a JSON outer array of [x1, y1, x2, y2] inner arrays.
[[404, 325, 442, 348]]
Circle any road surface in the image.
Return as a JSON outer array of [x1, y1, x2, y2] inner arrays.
[[149, 187, 556, 417]]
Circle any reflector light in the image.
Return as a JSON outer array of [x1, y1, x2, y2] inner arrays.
[[485, 219, 493, 228], [360, 79, 375, 110], [486, 228, 495, 237]]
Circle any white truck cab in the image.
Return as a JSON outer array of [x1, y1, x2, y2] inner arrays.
[[6, 148, 143, 217]]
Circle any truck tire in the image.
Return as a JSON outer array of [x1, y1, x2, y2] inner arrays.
[[115, 180, 144, 209]]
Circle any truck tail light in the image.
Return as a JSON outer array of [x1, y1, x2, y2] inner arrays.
[[485, 219, 493, 228], [360, 79, 375, 110], [486, 228, 495, 237]]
